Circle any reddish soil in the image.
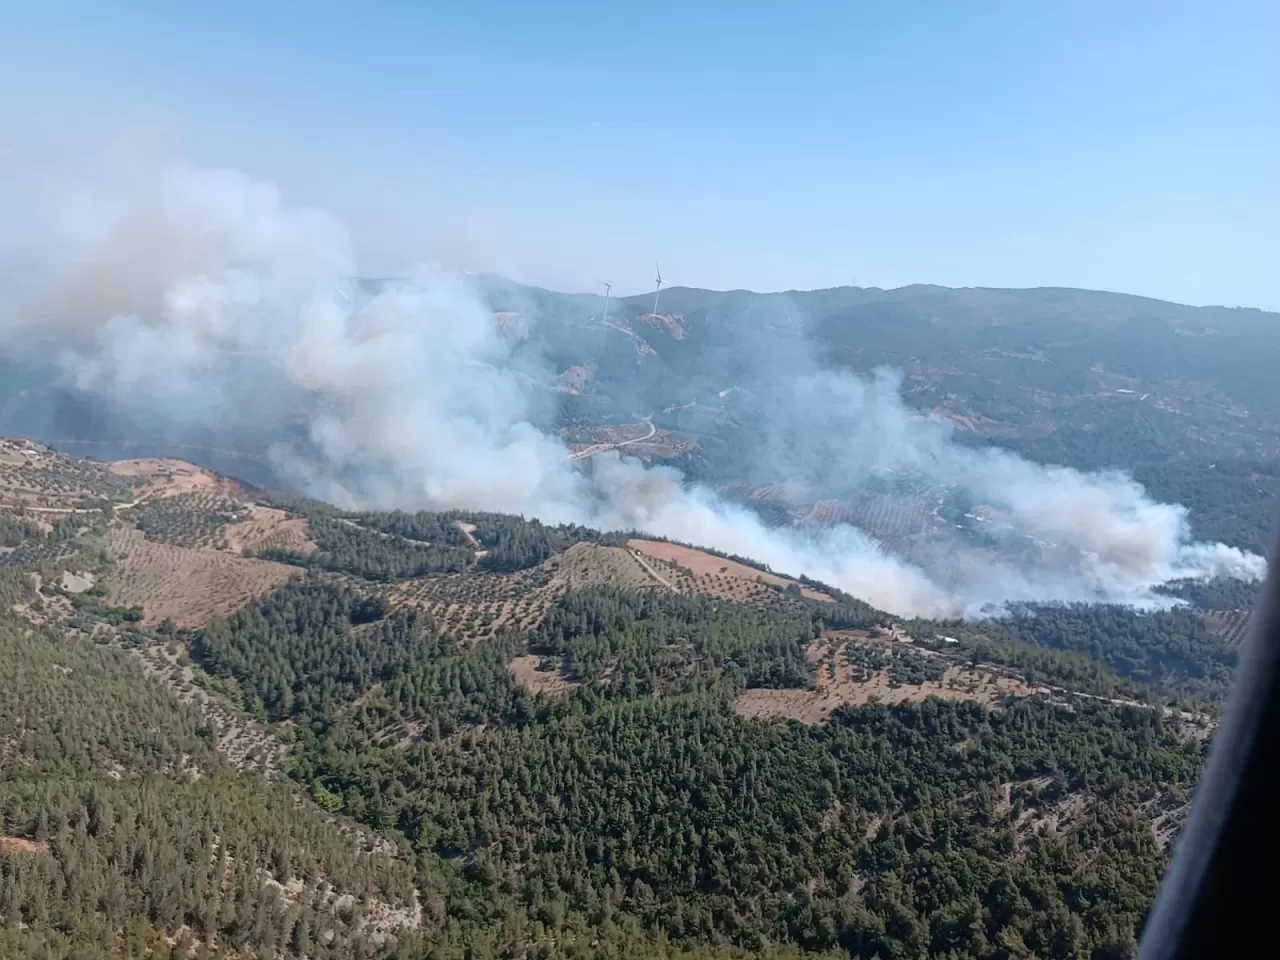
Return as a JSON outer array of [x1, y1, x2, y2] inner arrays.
[[628, 539, 832, 602]]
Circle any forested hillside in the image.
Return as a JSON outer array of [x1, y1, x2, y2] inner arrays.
[[0, 443, 1253, 958], [0, 615, 425, 959]]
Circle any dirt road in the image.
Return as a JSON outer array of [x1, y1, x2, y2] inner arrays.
[[627, 549, 680, 593], [568, 417, 656, 462]]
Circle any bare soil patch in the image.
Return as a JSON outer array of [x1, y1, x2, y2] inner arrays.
[[103, 526, 298, 627], [0, 834, 51, 856], [629, 539, 832, 602], [59, 570, 96, 594], [507, 655, 580, 698]]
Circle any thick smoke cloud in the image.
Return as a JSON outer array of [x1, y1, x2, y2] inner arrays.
[[0, 154, 1265, 616]]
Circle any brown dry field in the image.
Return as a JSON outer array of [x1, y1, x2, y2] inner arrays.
[[103, 526, 298, 627], [628, 538, 832, 602], [109, 457, 246, 499], [507, 655, 579, 698], [0, 835, 51, 856], [733, 639, 1032, 725], [223, 504, 316, 556]]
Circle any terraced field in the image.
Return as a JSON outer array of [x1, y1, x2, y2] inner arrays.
[[842, 492, 936, 538], [392, 541, 674, 642], [1204, 608, 1252, 647], [102, 526, 298, 627], [628, 538, 832, 603], [748, 482, 809, 503]]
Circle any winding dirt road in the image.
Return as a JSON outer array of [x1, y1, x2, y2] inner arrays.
[[567, 417, 656, 462]]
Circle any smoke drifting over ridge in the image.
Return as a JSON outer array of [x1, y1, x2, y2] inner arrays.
[[0, 155, 1265, 617]]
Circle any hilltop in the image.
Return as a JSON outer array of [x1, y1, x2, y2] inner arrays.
[[0, 437, 1235, 957]]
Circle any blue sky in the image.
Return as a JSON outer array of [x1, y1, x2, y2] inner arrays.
[[3, 1, 1277, 307]]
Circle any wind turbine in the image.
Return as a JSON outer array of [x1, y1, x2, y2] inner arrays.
[[600, 280, 613, 325], [652, 263, 664, 318]]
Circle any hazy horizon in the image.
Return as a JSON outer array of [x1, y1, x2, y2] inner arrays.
[[399, 271, 1280, 313], [3, 2, 1276, 309]]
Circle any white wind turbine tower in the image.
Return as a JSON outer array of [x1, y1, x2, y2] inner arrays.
[[600, 280, 613, 325], [652, 263, 664, 318]]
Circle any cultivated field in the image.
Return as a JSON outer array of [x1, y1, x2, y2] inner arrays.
[[102, 526, 298, 627], [0, 439, 137, 510], [811, 493, 936, 539], [392, 542, 672, 643], [122, 637, 285, 778], [749, 483, 810, 504], [628, 538, 833, 603], [1204, 609, 1252, 648], [222, 504, 316, 556], [131, 491, 245, 548]]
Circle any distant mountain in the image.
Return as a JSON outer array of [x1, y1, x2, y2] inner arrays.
[[4, 277, 1279, 553]]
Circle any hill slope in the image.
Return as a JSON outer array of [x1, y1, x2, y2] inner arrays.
[[0, 440, 1238, 959]]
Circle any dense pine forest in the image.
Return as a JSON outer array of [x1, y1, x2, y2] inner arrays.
[[185, 573, 1215, 958], [0, 455, 1251, 959]]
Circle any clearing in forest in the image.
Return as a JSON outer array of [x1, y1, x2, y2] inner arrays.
[[507, 654, 580, 698], [0, 835, 51, 856], [1203, 609, 1251, 648], [733, 637, 1033, 725]]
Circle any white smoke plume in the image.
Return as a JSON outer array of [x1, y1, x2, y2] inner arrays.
[[0, 153, 1265, 616]]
